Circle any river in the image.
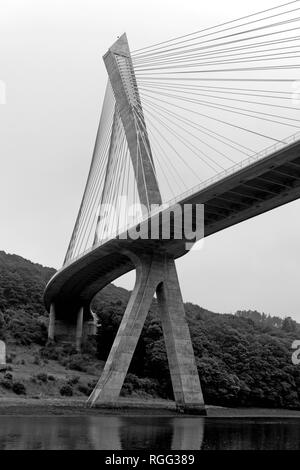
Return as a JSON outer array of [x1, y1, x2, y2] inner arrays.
[[0, 415, 299, 450]]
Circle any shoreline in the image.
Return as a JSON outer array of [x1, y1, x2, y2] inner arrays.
[[0, 398, 300, 418]]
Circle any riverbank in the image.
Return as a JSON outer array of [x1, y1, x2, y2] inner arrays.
[[0, 397, 300, 417]]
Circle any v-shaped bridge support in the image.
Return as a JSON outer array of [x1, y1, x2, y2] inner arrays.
[[87, 250, 206, 414]]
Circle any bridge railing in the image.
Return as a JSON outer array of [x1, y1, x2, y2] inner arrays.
[[166, 130, 300, 208], [61, 130, 300, 271]]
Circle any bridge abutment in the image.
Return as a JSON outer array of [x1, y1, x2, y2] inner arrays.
[[87, 252, 206, 414]]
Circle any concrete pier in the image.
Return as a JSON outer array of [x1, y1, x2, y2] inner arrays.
[[47, 303, 95, 352], [87, 252, 205, 414], [76, 307, 84, 352], [48, 303, 56, 341]]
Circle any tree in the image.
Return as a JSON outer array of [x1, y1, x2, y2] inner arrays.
[[282, 316, 297, 333], [0, 310, 5, 340]]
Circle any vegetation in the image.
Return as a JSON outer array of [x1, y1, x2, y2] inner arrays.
[[12, 381, 26, 395], [0, 372, 26, 395], [0, 251, 54, 315], [59, 384, 73, 397], [0, 249, 300, 408], [35, 372, 48, 383], [93, 291, 300, 409]]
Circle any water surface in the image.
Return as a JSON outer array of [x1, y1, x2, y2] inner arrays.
[[0, 416, 299, 450]]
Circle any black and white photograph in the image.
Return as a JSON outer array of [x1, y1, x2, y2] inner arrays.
[[0, 0, 300, 457]]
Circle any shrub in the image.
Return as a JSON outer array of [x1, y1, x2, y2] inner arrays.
[[81, 337, 97, 356], [62, 344, 77, 355], [33, 355, 40, 365], [36, 372, 48, 382], [6, 353, 16, 364], [121, 374, 161, 398], [47, 374, 55, 381], [40, 344, 59, 360], [60, 385, 73, 397], [78, 384, 90, 396], [88, 380, 98, 389], [4, 372, 13, 381], [67, 376, 80, 386], [0, 379, 12, 389], [12, 381, 26, 395], [0, 311, 5, 340], [64, 355, 87, 372]]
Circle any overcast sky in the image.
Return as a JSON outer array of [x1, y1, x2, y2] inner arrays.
[[1, 0, 300, 321]]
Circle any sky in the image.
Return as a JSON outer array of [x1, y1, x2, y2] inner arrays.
[[1, 0, 300, 320]]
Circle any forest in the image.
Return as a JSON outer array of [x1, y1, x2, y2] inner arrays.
[[0, 249, 300, 408]]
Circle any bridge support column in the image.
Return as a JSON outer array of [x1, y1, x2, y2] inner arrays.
[[76, 306, 84, 352], [87, 253, 205, 414], [48, 306, 93, 351], [48, 303, 56, 341], [156, 259, 204, 413]]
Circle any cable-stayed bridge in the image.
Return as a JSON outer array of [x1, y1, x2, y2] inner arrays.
[[44, 1, 300, 413]]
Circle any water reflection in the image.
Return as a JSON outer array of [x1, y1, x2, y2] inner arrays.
[[202, 418, 300, 450], [0, 415, 299, 450], [118, 417, 204, 449]]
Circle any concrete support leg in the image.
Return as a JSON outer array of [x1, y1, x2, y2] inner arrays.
[[156, 258, 205, 414], [48, 303, 56, 341], [87, 256, 159, 406], [87, 253, 205, 414], [76, 306, 84, 352]]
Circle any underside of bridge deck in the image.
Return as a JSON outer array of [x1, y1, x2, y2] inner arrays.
[[204, 169, 300, 233]]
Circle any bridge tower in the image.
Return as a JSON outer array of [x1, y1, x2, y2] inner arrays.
[[85, 34, 205, 414]]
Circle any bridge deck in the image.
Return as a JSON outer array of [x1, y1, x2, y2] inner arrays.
[[44, 138, 300, 317]]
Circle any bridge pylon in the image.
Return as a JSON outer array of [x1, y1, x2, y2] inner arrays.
[[86, 34, 205, 414], [102, 33, 162, 213]]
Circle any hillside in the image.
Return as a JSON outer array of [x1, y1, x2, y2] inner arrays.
[[0, 250, 300, 409]]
